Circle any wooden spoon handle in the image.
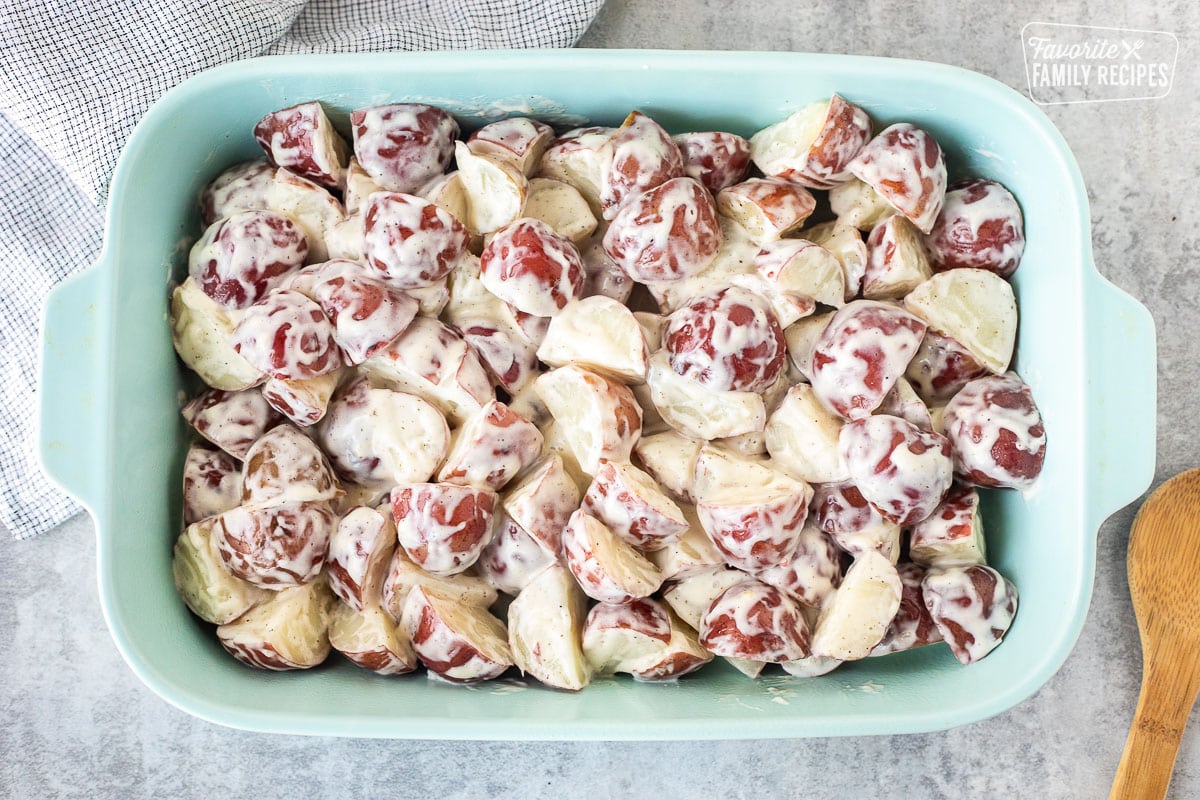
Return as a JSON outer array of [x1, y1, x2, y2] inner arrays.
[[1109, 650, 1200, 800]]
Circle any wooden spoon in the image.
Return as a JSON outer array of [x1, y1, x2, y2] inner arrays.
[[1110, 468, 1200, 799]]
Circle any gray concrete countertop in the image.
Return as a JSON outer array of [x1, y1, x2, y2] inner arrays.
[[2, 1, 1196, 797]]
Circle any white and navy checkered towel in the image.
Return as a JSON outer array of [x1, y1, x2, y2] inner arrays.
[[0, 0, 605, 538]]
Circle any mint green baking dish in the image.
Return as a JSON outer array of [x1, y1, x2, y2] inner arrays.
[[38, 50, 1155, 739]]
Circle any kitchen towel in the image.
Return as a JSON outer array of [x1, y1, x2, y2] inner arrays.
[[0, 0, 606, 538]]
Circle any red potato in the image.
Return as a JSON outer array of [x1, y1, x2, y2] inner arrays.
[[261, 367, 343, 427], [524, 177, 598, 245], [501, 453, 582, 557], [581, 598, 672, 675], [391, 483, 498, 576], [455, 142, 530, 234], [535, 126, 615, 217], [716, 178, 817, 242], [188, 210, 308, 310], [264, 168, 345, 263], [803, 220, 868, 301], [507, 563, 592, 690], [662, 566, 753, 631], [316, 376, 450, 490], [562, 509, 664, 604], [362, 191, 470, 288], [217, 578, 333, 670], [534, 365, 643, 475], [764, 383, 850, 485], [584, 459, 689, 551], [905, 329, 988, 405], [418, 170, 471, 230], [326, 505, 396, 612], [603, 176, 722, 283], [454, 311, 540, 394], [672, 130, 751, 193], [598, 110, 685, 221], [468, 117, 554, 176], [781, 653, 843, 678], [408, 279, 450, 317], [870, 561, 944, 657], [922, 564, 1018, 665], [182, 388, 281, 460], [633, 430, 703, 503], [749, 94, 872, 189], [171, 278, 269, 390], [380, 547, 498, 623], [537, 295, 650, 384], [182, 443, 241, 525], [351, 103, 458, 194], [903, 270, 1012, 376], [810, 481, 902, 563], [848, 123, 947, 234], [876, 376, 933, 432], [401, 584, 513, 682], [215, 500, 335, 589], [477, 513, 557, 596], [253, 101, 348, 189], [231, 289, 341, 383], [839, 414, 953, 527], [942, 373, 1047, 489], [862, 214, 932, 300], [909, 483, 987, 567], [828, 177, 896, 231], [309, 259, 418, 365], [173, 518, 273, 624], [700, 578, 811, 663], [782, 311, 833, 382], [342, 156, 383, 215], [926, 178, 1025, 278], [437, 399, 544, 491], [752, 520, 842, 608], [480, 218, 585, 317], [647, 349, 767, 442], [809, 299, 927, 420], [663, 286, 787, 394], [810, 550, 902, 660], [648, 503, 725, 580], [630, 611, 714, 681], [328, 601, 417, 675], [241, 423, 339, 506], [754, 238, 847, 310], [200, 159, 274, 227], [724, 272, 817, 330]]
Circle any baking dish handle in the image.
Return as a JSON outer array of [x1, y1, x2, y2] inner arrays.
[[38, 263, 106, 513], [1083, 273, 1157, 530]]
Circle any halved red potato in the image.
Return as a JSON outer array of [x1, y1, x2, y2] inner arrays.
[[764, 383, 850, 484], [904, 329, 988, 405], [848, 123, 947, 234], [535, 365, 642, 475], [507, 563, 592, 690], [909, 483, 987, 567], [803, 220, 868, 301], [862, 214, 932, 300], [437, 400, 543, 491], [468, 117, 554, 176], [188, 210, 308, 310], [562, 509, 664, 604], [323, 215, 365, 262], [200, 159, 274, 226], [672, 130, 751, 193], [480, 218, 585, 317], [316, 376, 450, 490], [584, 459, 689, 551], [598, 110, 685, 221], [380, 547, 497, 623], [749, 94, 871, 189], [922, 564, 1018, 665], [329, 601, 417, 675], [648, 503, 725, 580], [840, 415, 953, 527], [535, 126, 615, 217], [477, 513, 557, 596], [810, 550, 902, 660], [646, 350, 766, 441], [926, 178, 1025, 278], [343, 157, 383, 215], [754, 238, 846, 309], [455, 142, 529, 234], [523, 177, 598, 243], [217, 578, 334, 670], [327, 505, 396, 612], [232, 289, 342, 382], [450, 306, 540, 394], [869, 561, 944, 657], [171, 278, 265, 391], [603, 176, 722, 283], [391, 483, 498, 576], [782, 311, 833, 382], [401, 584, 513, 682], [362, 191, 470, 289], [809, 299, 927, 420], [173, 518, 272, 624], [501, 453, 582, 556], [265, 168, 345, 263], [351, 103, 458, 194], [942, 373, 1047, 489], [182, 443, 241, 525], [661, 566, 753, 631], [309, 259, 419, 365], [537, 295, 649, 384], [581, 598, 672, 676], [633, 430, 703, 503], [904, 268, 1017, 375], [876, 376, 933, 432], [253, 101, 348, 189], [183, 388, 279, 461], [215, 500, 335, 589], [541, 415, 613, 494], [241, 423, 338, 506], [716, 178, 816, 241], [629, 608, 715, 681], [810, 481, 902, 564], [752, 520, 842, 608], [700, 578, 811, 663], [417, 170, 471, 232], [828, 177, 896, 231]]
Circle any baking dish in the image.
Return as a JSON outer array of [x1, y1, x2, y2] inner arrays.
[[38, 49, 1155, 739]]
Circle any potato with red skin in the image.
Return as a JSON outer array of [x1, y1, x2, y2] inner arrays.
[[809, 480, 901, 563], [455, 142, 530, 234], [327, 505, 396, 612], [309, 259, 418, 365], [749, 94, 872, 189], [182, 443, 241, 525], [672, 130, 751, 193], [809, 299, 927, 420], [584, 459, 689, 551], [328, 601, 416, 675], [828, 177, 896, 231], [232, 289, 341, 382], [662, 566, 752, 631], [535, 126, 615, 216], [343, 156, 383, 215], [264, 168, 345, 263], [507, 563, 592, 691], [391, 483, 498, 576], [253, 101, 348, 189], [189, 210, 308, 310], [535, 365, 643, 475], [754, 239, 846, 310], [351, 103, 458, 194], [876, 376, 933, 433], [562, 509, 664, 604], [752, 520, 842, 608], [904, 268, 1017, 375], [260, 368, 342, 427], [862, 214, 932, 300], [922, 564, 1018, 665], [182, 388, 281, 460], [942, 373, 1047, 489], [629, 608, 715, 681], [217, 578, 333, 670], [649, 504, 725, 581], [603, 176, 721, 283], [477, 513, 557, 596], [716, 178, 817, 242], [200, 159, 274, 226], [453, 312, 540, 394], [633, 430, 703, 503], [437, 400, 544, 491], [905, 329, 988, 405], [173, 518, 272, 624], [480, 218, 585, 317], [663, 286, 787, 394], [810, 550, 902, 660], [839, 414, 953, 527], [700, 578, 811, 663], [581, 598, 672, 675], [926, 178, 1025, 278], [468, 117, 554, 176], [241, 423, 339, 506], [215, 500, 335, 589], [646, 349, 767, 441], [362, 192, 470, 289], [870, 562, 944, 656], [501, 453, 581, 557], [848, 123, 947, 234], [380, 548, 497, 623], [599, 111, 685, 221], [804, 220, 868, 301], [401, 584, 513, 682], [909, 483, 987, 567]]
